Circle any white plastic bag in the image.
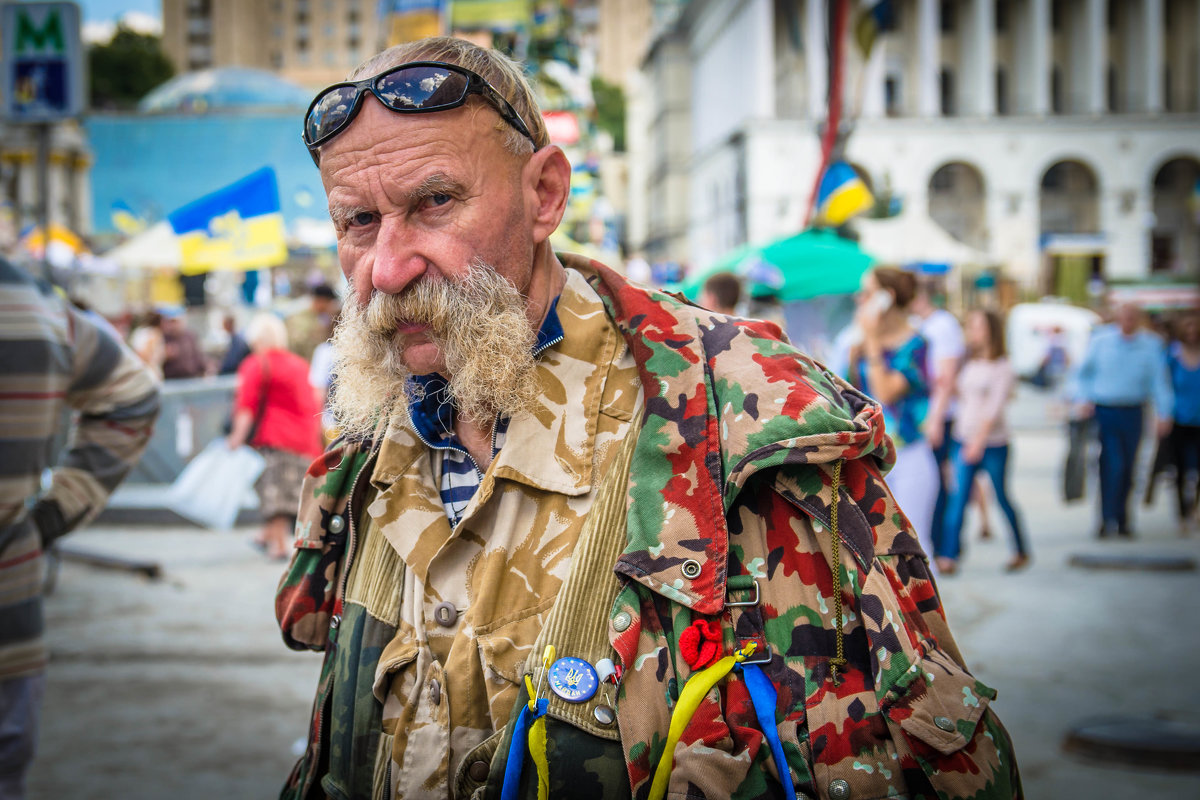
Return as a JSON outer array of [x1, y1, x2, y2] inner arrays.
[[167, 439, 265, 530]]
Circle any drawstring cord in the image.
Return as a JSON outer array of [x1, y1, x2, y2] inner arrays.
[[828, 459, 847, 685]]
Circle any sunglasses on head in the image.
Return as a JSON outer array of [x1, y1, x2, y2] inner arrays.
[[303, 61, 538, 165]]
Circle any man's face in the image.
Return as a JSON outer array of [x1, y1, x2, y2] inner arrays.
[[1115, 304, 1140, 336], [318, 98, 535, 375]]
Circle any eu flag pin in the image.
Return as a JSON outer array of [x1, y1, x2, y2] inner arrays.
[[547, 657, 599, 703]]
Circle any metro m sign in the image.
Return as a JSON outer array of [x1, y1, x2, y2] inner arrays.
[[1, 2, 84, 121]]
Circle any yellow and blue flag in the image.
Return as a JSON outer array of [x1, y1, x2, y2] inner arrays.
[[111, 200, 147, 236], [854, 1, 895, 58], [167, 167, 287, 275], [815, 161, 875, 227]]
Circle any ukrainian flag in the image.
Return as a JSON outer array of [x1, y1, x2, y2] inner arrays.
[[814, 161, 875, 227], [167, 167, 287, 275]]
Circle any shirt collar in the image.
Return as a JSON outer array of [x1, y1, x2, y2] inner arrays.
[[405, 296, 564, 451]]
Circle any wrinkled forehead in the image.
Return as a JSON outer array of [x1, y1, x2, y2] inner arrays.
[[319, 96, 507, 177]]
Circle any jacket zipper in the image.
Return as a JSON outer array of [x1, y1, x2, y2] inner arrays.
[[308, 443, 378, 798]]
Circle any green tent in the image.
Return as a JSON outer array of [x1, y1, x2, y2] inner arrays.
[[681, 228, 875, 302]]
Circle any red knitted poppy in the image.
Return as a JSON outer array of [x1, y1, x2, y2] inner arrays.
[[679, 618, 723, 670]]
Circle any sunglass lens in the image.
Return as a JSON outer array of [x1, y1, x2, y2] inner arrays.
[[376, 66, 468, 111], [306, 85, 359, 144]]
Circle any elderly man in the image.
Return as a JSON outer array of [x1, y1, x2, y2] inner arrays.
[[277, 37, 1021, 800], [1076, 303, 1174, 536]]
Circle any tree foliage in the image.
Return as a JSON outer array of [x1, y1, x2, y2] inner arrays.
[[89, 27, 174, 110], [590, 76, 625, 152]]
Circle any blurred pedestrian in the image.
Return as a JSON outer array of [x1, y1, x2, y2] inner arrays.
[[161, 309, 207, 379], [217, 314, 251, 375], [308, 310, 340, 446], [847, 267, 938, 561], [1075, 303, 1173, 537], [286, 283, 339, 363], [699, 271, 742, 315], [1167, 312, 1200, 535], [910, 277, 966, 547], [0, 259, 160, 799], [938, 309, 1029, 573], [128, 311, 165, 378], [226, 313, 322, 559]]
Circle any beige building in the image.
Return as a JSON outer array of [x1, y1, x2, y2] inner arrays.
[[162, 0, 382, 90], [0, 123, 92, 242]]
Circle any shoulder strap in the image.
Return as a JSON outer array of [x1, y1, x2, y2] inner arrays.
[[524, 412, 643, 740], [247, 353, 272, 443]]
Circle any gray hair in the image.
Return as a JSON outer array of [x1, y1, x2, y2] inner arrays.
[[347, 36, 547, 157], [245, 312, 288, 352]]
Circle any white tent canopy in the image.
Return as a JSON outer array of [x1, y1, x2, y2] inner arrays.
[[856, 213, 993, 267], [102, 221, 183, 271]]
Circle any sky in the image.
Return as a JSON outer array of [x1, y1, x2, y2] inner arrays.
[[77, 0, 160, 24], [75, 0, 162, 42]]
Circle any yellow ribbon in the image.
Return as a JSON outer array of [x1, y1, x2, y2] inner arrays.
[[647, 643, 758, 800]]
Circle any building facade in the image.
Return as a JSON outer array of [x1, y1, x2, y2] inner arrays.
[[630, 0, 1200, 294], [0, 123, 92, 243], [162, 0, 380, 90]]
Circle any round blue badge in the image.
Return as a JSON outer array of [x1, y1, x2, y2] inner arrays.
[[547, 657, 599, 703]]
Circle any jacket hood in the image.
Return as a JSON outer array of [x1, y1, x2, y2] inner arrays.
[[576, 256, 894, 614]]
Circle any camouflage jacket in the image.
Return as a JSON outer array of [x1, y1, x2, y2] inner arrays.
[[277, 256, 1021, 800]]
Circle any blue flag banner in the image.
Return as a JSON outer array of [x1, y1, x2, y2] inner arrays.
[[167, 167, 287, 274]]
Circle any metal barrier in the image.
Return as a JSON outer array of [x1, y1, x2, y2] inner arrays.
[[127, 375, 239, 484]]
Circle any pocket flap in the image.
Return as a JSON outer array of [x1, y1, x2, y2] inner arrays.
[[882, 646, 996, 756]]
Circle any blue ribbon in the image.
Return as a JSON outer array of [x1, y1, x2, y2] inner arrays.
[[740, 663, 798, 800], [500, 697, 549, 800]]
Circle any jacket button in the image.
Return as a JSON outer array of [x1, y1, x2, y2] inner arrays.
[[328, 514, 345, 534], [613, 611, 632, 632], [430, 679, 442, 706], [433, 602, 458, 627], [329, 614, 341, 630], [828, 778, 851, 799], [681, 559, 702, 579], [934, 716, 956, 732], [468, 760, 489, 782]]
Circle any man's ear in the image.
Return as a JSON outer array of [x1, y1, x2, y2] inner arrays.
[[524, 146, 571, 245]]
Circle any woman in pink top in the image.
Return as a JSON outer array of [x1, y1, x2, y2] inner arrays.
[[937, 309, 1030, 574]]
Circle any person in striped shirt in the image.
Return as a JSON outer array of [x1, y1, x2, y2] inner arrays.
[[0, 259, 160, 799]]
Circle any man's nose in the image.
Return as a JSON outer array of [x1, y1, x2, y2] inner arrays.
[[371, 217, 428, 296]]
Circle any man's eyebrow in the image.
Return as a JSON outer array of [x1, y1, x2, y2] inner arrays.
[[409, 173, 465, 200], [328, 203, 366, 227]]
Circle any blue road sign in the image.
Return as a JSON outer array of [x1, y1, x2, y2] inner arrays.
[[1, 2, 85, 122]]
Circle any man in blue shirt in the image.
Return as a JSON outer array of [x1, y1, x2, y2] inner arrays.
[[1076, 303, 1174, 536]]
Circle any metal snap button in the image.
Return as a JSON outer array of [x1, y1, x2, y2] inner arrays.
[[329, 614, 341, 630], [328, 514, 345, 534], [612, 611, 632, 632], [433, 601, 458, 627], [429, 679, 442, 706], [593, 704, 616, 726], [828, 778, 851, 799], [681, 559, 702, 579], [934, 715, 956, 732], [468, 760, 489, 782]]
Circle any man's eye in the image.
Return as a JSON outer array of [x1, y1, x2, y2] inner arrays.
[[350, 211, 376, 227], [428, 193, 451, 207]]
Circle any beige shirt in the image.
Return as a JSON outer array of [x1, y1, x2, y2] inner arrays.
[[951, 357, 1016, 447], [347, 268, 642, 798]]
